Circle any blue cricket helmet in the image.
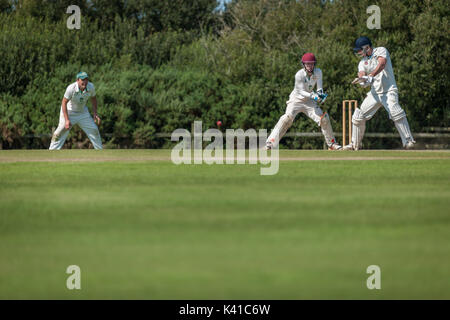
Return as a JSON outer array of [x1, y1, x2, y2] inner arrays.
[[353, 36, 372, 52]]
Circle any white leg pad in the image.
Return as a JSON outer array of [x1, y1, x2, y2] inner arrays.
[[394, 116, 415, 147], [390, 108, 406, 122], [267, 114, 293, 148], [319, 113, 337, 147], [351, 108, 366, 150]]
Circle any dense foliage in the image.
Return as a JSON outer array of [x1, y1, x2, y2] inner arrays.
[[1, 0, 448, 149]]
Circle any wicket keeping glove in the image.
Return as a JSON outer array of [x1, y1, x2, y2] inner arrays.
[[317, 90, 328, 103], [310, 92, 321, 103]]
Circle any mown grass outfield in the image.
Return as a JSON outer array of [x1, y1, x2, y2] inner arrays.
[[0, 149, 449, 299]]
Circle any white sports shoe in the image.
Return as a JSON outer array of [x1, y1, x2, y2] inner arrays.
[[328, 142, 342, 150], [342, 143, 356, 151], [405, 140, 416, 150]]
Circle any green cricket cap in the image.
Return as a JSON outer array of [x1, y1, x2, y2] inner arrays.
[[76, 71, 89, 79]]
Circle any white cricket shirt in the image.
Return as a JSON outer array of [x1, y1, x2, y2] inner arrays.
[[63, 82, 96, 112], [358, 47, 398, 94], [290, 68, 323, 102]]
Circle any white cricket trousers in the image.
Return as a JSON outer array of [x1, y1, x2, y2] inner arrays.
[[267, 96, 338, 147], [49, 106, 103, 150], [351, 90, 414, 148]]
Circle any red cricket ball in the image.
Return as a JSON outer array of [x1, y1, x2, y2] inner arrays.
[[216, 120, 222, 127]]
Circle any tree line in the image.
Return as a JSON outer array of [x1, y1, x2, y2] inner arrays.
[[0, 0, 448, 149]]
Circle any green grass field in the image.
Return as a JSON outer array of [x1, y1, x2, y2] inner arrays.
[[1, 149, 449, 299]]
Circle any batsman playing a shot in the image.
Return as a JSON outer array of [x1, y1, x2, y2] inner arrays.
[[266, 53, 341, 150], [49, 72, 103, 150], [345, 36, 415, 150]]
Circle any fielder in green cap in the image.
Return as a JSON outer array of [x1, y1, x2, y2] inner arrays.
[[49, 71, 102, 150], [76, 71, 89, 79]]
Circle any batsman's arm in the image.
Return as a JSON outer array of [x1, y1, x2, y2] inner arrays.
[[368, 57, 387, 77], [61, 97, 70, 129]]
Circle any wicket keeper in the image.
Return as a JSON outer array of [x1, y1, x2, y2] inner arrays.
[[266, 53, 342, 150]]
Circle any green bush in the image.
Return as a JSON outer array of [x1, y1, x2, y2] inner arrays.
[[1, 0, 448, 149]]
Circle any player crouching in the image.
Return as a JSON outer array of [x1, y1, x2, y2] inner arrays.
[[266, 53, 341, 150]]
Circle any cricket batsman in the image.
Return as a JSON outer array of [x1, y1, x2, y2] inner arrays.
[[345, 36, 415, 150], [266, 53, 342, 150], [49, 72, 103, 150]]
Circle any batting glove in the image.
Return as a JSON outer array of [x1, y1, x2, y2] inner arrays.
[[359, 81, 371, 88], [365, 75, 374, 84]]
